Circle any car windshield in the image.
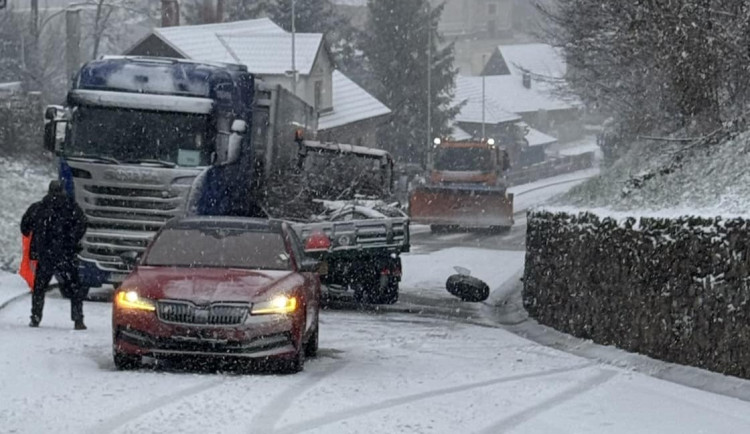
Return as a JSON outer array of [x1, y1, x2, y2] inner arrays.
[[143, 228, 291, 270], [434, 148, 495, 171], [64, 106, 211, 167]]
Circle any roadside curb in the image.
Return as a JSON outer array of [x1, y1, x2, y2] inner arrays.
[[0, 290, 29, 311]]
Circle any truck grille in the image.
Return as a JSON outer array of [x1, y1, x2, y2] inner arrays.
[[158, 301, 249, 326], [77, 179, 192, 273]]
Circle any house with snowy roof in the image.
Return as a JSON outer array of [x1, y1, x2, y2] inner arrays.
[[124, 18, 390, 147]]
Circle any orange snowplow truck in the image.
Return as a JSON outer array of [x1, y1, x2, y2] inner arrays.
[[409, 139, 514, 232]]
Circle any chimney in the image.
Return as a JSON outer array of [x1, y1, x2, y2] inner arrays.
[[161, 0, 180, 27], [522, 72, 531, 89]]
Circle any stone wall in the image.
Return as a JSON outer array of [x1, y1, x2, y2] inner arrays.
[[524, 210, 750, 379]]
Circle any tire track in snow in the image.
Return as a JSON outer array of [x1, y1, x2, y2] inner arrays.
[[249, 360, 349, 433], [272, 363, 594, 434], [479, 369, 618, 434], [90, 377, 226, 434]]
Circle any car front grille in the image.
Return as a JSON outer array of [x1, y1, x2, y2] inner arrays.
[[157, 301, 249, 326]]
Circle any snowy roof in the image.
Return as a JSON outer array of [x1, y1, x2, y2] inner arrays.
[[498, 43, 566, 79], [454, 76, 521, 125], [150, 19, 326, 75], [218, 33, 324, 75], [318, 70, 391, 130], [456, 75, 577, 116], [517, 122, 558, 147]]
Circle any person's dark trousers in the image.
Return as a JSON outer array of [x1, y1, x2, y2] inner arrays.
[[31, 258, 87, 324]]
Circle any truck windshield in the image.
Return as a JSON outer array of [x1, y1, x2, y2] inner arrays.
[[435, 148, 495, 172], [65, 106, 211, 167]]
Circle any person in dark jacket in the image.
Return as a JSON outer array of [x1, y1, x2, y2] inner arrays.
[[21, 180, 88, 329]]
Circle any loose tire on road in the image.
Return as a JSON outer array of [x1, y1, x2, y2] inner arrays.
[[446, 274, 490, 302]]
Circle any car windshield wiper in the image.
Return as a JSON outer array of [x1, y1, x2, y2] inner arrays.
[[66, 154, 121, 164], [124, 158, 176, 168]]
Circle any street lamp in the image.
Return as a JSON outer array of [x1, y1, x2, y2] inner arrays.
[[291, 0, 297, 96], [481, 54, 486, 140], [426, 2, 432, 169]]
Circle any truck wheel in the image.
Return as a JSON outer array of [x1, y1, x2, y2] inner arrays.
[[376, 280, 399, 305]]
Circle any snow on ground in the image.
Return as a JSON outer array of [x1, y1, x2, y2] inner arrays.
[[2, 271, 750, 433], [545, 134, 602, 158], [509, 168, 600, 214], [557, 130, 750, 215], [400, 248, 525, 301], [0, 155, 55, 271]]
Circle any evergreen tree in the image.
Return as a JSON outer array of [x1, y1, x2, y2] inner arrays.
[[361, 0, 460, 165]]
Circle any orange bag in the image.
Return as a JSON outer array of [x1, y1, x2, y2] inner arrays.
[[19, 234, 37, 291]]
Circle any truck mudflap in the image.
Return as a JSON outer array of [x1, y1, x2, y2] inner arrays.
[[408, 184, 514, 229]]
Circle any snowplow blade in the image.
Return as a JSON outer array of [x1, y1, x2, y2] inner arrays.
[[409, 185, 514, 229]]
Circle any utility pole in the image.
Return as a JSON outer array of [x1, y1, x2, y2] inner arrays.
[[291, 0, 297, 96], [426, 2, 432, 169], [482, 54, 486, 140]]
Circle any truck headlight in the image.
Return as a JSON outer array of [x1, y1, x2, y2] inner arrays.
[[251, 295, 298, 315], [115, 290, 156, 312]]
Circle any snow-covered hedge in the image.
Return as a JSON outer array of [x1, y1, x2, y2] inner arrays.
[[524, 210, 750, 379]]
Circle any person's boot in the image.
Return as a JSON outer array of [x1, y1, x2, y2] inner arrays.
[[29, 315, 40, 327], [74, 320, 87, 330]]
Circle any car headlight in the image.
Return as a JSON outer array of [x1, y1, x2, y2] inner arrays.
[[251, 295, 298, 315], [115, 290, 156, 312]]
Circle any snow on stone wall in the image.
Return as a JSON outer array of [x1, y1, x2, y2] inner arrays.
[[524, 209, 750, 379]]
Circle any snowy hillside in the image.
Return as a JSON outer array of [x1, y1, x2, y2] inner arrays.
[[554, 131, 750, 216], [0, 156, 55, 271]]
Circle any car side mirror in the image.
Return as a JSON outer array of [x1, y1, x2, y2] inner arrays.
[[120, 251, 141, 269]]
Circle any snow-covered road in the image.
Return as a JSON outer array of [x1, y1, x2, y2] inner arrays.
[[2, 274, 750, 434], [4, 166, 750, 433]]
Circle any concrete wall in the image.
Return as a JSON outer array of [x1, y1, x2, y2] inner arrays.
[[524, 211, 750, 379]]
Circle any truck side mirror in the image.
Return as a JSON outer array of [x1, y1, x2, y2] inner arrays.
[[43, 106, 58, 152], [44, 106, 57, 120], [225, 132, 242, 165], [231, 120, 247, 134], [43, 121, 56, 152]]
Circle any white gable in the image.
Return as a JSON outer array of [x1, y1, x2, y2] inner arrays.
[[498, 43, 566, 79]]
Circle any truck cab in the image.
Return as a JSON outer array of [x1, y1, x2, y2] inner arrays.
[[43, 56, 256, 288]]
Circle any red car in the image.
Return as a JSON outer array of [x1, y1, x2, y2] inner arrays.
[[112, 216, 324, 373]]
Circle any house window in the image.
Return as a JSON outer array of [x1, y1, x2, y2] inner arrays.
[[314, 80, 323, 110], [487, 20, 496, 38], [488, 3, 496, 15]]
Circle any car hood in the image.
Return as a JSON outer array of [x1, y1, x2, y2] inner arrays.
[[123, 266, 297, 303]]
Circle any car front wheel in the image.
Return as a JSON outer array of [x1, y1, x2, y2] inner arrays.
[[304, 320, 319, 358], [113, 351, 141, 370]]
